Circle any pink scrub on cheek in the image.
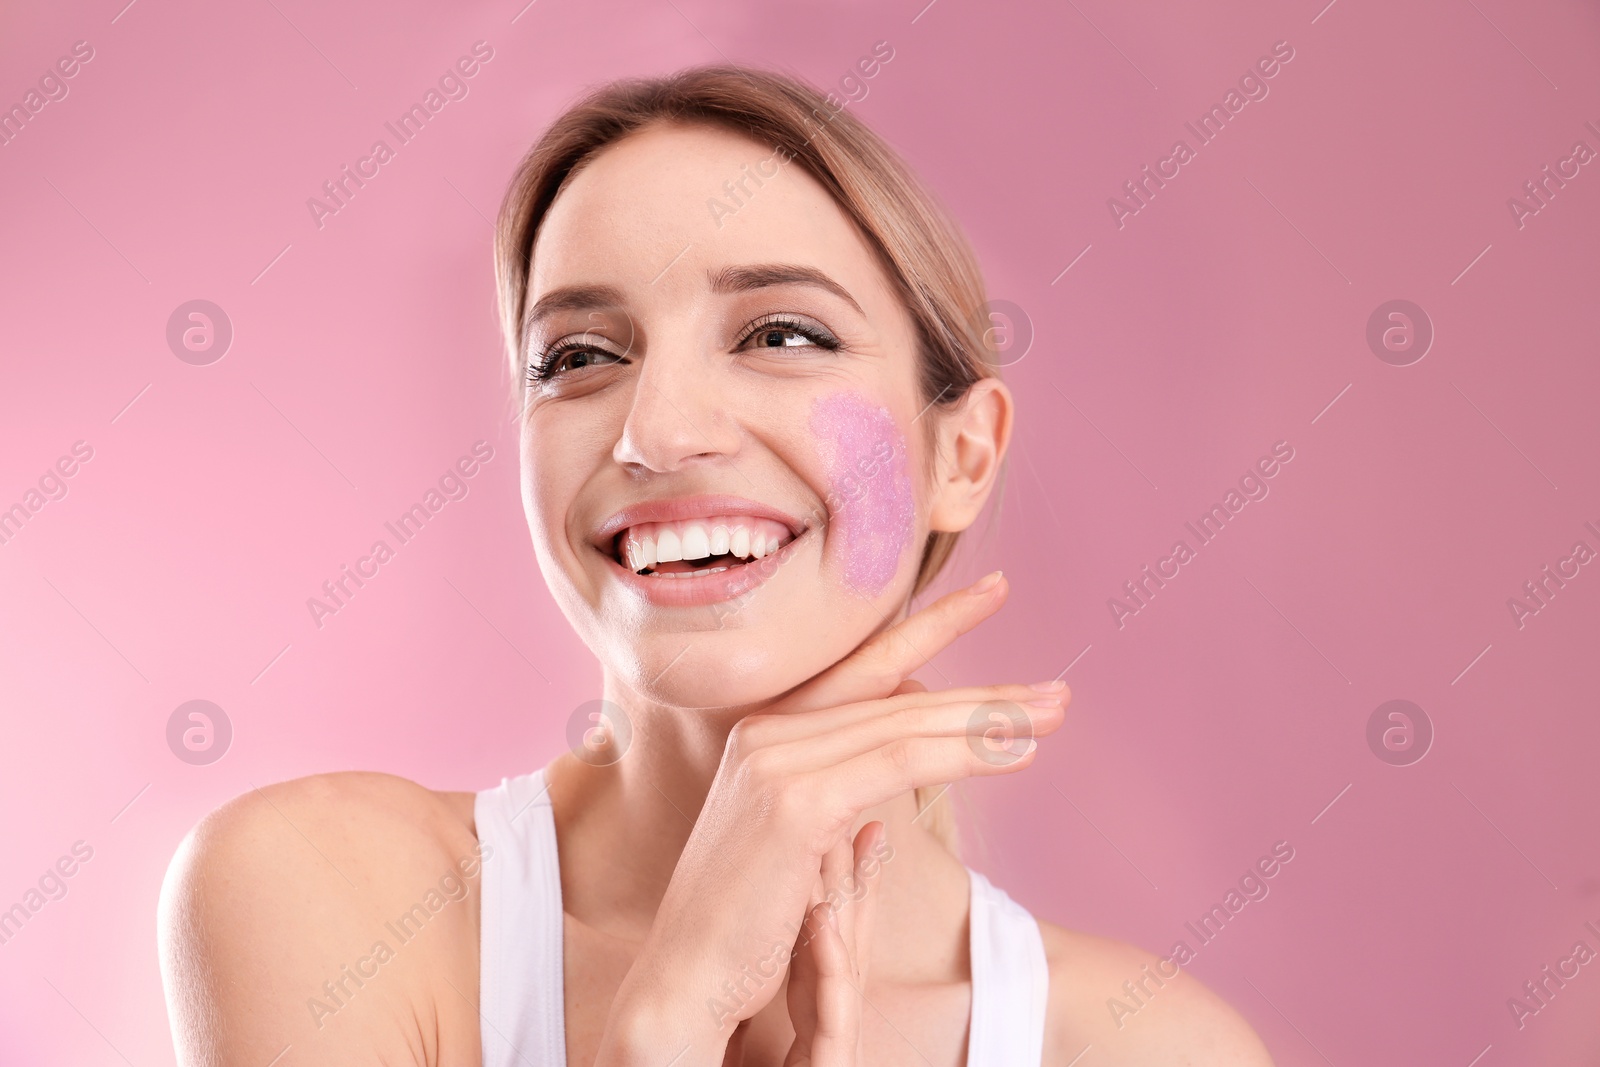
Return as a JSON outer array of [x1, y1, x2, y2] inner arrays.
[[809, 392, 915, 597]]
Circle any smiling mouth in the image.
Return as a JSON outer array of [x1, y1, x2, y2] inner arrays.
[[612, 516, 798, 578]]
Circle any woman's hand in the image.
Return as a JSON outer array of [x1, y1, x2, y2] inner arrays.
[[595, 573, 1069, 1066], [718, 822, 885, 1067], [780, 821, 885, 1067]]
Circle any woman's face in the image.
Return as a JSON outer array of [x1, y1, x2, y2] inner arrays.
[[520, 121, 956, 709]]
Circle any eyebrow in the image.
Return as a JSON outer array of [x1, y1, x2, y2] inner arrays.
[[523, 284, 627, 336], [522, 262, 864, 336], [708, 263, 864, 316]]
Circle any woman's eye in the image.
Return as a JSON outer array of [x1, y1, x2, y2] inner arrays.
[[751, 327, 811, 348], [739, 318, 840, 353], [529, 318, 838, 383], [528, 343, 623, 382]]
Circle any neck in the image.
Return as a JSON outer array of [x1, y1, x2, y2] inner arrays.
[[544, 677, 967, 976]]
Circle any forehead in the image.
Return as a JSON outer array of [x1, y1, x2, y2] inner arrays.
[[529, 121, 900, 310]]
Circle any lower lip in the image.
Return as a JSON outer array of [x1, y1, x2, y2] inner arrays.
[[602, 530, 808, 607]]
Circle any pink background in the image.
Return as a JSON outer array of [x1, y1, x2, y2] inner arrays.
[[3, 0, 1599, 1063]]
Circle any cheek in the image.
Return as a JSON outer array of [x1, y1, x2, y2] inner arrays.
[[809, 392, 916, 597], [521, 426, 579, 557]]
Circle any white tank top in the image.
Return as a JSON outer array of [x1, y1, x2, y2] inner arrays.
[[475, 768, 1049, 1066]]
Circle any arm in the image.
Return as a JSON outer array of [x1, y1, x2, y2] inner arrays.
[[1041, 925, 1275, 1066], [158, 772, 485, 1067]]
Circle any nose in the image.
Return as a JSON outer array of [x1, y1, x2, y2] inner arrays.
[[612, 343, 741, 474]]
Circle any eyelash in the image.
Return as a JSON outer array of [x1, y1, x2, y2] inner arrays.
[[525, 315, 841, 384]]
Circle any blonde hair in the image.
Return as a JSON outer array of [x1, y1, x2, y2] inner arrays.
[[494, 64, 1003, 851]]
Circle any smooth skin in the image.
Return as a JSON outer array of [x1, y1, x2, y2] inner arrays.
[[158, 122, 1273, 1066]]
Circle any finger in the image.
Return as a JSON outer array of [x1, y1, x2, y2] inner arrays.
[[891, 678, 926, 696], [783, 901, 858, 1067], [805, 841, 833, 917], [781, 899, 827, 1066], [815, 832, 853, 947], [836, 823, 876, 953], [849, 821, 885, 988], [819, 823, 880, 984], [787, 830, 874, 1067], [765, 692, 1066, 774], [783, 905, 817, 1065], [785, 572, 1008, 712], [757, 681, 1068, 750], [805, 813, 856, 917], [819, 729, 1047, 817]]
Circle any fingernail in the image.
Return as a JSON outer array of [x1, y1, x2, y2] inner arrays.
[[1026, 696, 1062, 708], [971, 570, 1003, 594], [1029, 679, 1066, 693]]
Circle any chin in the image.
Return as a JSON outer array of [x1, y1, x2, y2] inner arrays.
[[611, 625, 832, 711], [555, 535, 919, 711]]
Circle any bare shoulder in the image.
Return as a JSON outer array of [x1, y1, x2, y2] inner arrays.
[[1037, 920, 1274, 1066], [157, 771, 486, 1067]]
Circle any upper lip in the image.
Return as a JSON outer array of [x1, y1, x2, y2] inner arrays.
[[594, 494, 808, 554]]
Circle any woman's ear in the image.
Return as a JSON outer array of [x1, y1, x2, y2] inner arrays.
[[927, 378, 1013, 533]]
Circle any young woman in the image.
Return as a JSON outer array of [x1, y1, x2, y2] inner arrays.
[[158, 66, 1273, 1066]]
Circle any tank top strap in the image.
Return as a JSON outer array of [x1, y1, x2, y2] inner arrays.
[[474, 770, 1047, 1066], [965, 867, 1050, 1067], [476, 767, 566, 1067]]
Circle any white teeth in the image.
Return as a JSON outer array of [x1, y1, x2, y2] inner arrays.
[[656, 528, 683, 563], [623, 533, 655, 572], [615, 514, 793, 573], [681, 523, 711, 560]]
